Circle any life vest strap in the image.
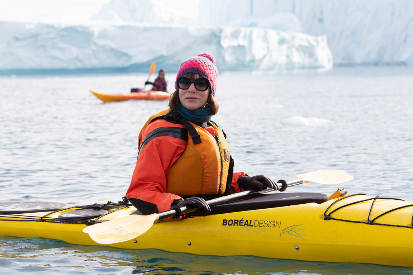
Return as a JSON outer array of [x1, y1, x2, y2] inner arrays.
[[137, 127, 188, 159], [226, 156, 234, 192], [165, 112, 202, 144]]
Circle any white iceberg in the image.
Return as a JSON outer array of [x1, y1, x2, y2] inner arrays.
[[198, 0, 413, 66], [1, 0, 410, 71], [0, 21, 332, 71]]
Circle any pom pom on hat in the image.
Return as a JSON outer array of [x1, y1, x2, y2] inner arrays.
[[197, 53, 215, 64], [175, 53, 218, 96]]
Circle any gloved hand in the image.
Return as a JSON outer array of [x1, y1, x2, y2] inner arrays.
[[145, 81, 152, 85], [237, 175, 279, 191], [170, 196, 211, 218]]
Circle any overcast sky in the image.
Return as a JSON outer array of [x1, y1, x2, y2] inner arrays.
[[0, 0, 110, 23], [0, 0, 109, 22], [0, 0, 199, 24]]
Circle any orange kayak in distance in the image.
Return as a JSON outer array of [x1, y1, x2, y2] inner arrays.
[[90, 90, 170, 103]]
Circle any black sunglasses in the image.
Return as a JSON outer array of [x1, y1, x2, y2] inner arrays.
[[177, 77, 210, 91]]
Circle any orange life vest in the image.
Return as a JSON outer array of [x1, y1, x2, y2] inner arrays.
[[138, 109, 231, 196]]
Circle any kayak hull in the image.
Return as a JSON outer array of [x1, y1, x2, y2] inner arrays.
[[90, 90, 170, 102], [1, 194, 413, 267]]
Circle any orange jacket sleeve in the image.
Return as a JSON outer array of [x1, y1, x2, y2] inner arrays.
[[229, 172, 248, 193], [126, 120, 187, 213]]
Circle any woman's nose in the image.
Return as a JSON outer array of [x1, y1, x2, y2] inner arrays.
[[188, 83, 197, 92]]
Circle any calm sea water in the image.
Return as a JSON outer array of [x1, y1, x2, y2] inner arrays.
[[1, 67, 413, 274]]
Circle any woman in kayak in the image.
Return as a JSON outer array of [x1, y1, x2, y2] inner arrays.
[[145, 69, 168, 92], [126, 53, 277, 216]]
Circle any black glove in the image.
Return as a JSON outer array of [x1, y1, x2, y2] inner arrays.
[[170, 196, 211, 218], [145, 81, 153, 85], [237, 175, 279, 191]]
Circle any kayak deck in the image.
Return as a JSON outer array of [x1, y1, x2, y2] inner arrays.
[[90, 90, 170, 102], [1, 193, 413, 267]]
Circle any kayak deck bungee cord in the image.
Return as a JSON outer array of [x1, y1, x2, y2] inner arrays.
[[324, 194, 413, 228], [0, 202, 130, 224]]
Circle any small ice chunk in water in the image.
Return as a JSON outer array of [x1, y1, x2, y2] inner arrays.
[[281, 116, 333, 127]]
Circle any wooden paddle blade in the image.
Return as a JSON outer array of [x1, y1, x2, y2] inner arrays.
[[297, 170, 353, 185], [83, 214, 159, 244], [149, 62, 156, 75]]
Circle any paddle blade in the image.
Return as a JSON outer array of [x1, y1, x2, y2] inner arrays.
[[83, 214, 159, 244], [297, 170, 353, 185], [149, 62, 156, 75]]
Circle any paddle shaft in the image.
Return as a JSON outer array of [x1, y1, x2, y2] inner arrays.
[[144, 62, 156, 88], [157, 179, 304, 220], [144, 75, 151, 86]]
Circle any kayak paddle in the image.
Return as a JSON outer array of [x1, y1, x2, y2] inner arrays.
[[298, 169, 353, 185], [143, 62, 156, 89], [83, 170, 352, 244]]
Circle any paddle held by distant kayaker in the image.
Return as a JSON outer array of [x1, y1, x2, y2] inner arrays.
[[145, 69, 168, 92], [126, 53, 278, 217]]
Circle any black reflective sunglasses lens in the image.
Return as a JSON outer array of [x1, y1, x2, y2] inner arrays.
[[177, 77, 192, 89], [194, 78, 209, 91], [177, 77, 209, 91]]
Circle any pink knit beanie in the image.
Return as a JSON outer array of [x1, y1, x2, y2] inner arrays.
[[175, 53, 218, 96]]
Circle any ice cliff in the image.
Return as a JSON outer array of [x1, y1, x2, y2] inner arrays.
[[95, 0, 413, 66], [0, 21, 332, 71], [197, 0, 413, 66], [1, 0, 412, 72]]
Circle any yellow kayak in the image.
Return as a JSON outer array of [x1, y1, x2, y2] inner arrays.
[[90, 90, 170, 103], [1, 192, 413, 267]]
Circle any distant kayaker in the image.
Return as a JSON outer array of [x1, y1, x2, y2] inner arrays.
[[126, 53, 277, 217], [145, 69, 168, 92]]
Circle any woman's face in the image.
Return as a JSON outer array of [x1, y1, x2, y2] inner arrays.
[[159, 71, 165, 79], [178, 74, 209, 110]]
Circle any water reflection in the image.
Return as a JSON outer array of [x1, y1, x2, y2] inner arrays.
[[1, 237, 413, 274]]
